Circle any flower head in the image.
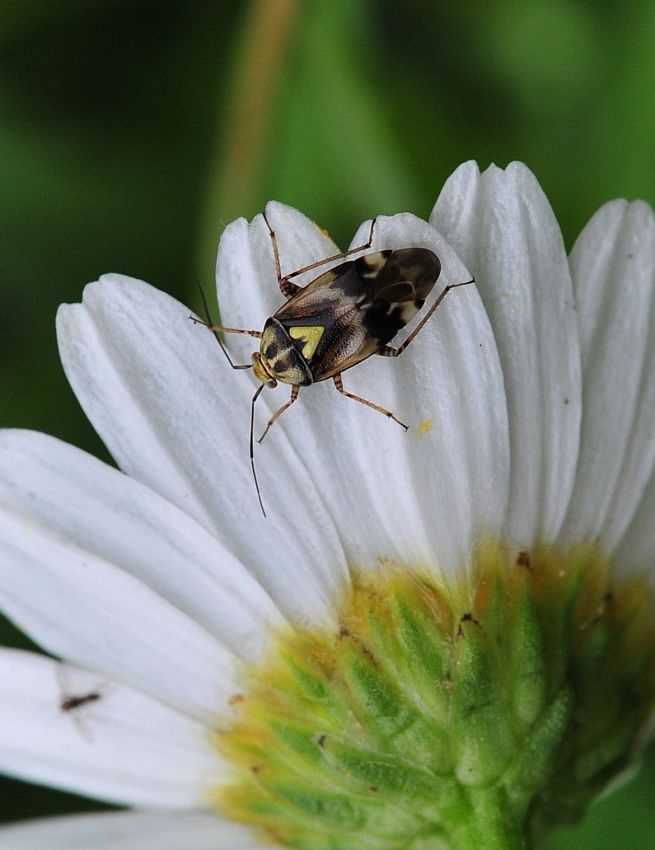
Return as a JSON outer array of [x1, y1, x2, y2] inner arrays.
[[1, 162, 654, 849]]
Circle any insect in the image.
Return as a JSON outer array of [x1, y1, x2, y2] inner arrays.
[[193, 214, 474, 515], [60, 689, 104, 741], [56, 663, 109, 740], [60, 691, 102, 713]]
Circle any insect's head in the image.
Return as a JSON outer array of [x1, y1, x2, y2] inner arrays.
[[256, 318, 313, 388], [251, 351, 278, 388]]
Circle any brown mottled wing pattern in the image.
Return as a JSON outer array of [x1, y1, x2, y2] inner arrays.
[[273, 248, 441, 383]]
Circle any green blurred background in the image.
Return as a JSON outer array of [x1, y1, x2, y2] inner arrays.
[[1, 0, 654, 845]]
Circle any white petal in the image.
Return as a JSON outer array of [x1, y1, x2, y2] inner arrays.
[[56, 275, 349, 627], [559, 200, 655, 552], [0, 810, 263, 850], [348, 213, 510, 572], [615, 482, 655, 579], [431, 161, 582, 545], [0, 429, 284, 662], [0, 650, 222, 808], [220, 207, 509, 574], [0, 510, 238, 719]]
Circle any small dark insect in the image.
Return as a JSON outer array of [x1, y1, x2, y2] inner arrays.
[[193, 215, 474, 515], [58, 682, 105, 741], [60, 691, 102, 713]]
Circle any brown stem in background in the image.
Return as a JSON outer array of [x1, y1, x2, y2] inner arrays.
[[224, 0, 297, 203], [202, 0, 298, 240]]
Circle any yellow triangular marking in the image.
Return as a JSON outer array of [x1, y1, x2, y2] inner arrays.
[[289, 325, 325, 360]]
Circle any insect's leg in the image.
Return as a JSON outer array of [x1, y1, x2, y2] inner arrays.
[[262, 212, 377, 297], [191, 317, 262, 338], [258, 385, 300, 444], [284, 217, 378, 282], [333, 374, 408, 431], [189, 315, 261, 370], [378, 278, 475, 357], [261, 213, 300, 298], [189, 279, 261, 369], [190, 317, 261, 338]]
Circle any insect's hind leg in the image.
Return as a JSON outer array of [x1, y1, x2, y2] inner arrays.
[[258, 385, 300, 444], [333, 374, 408, 431], [378, 277, 475, 357], [262, 212, 377, 300]]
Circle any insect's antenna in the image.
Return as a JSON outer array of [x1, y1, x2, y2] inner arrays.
[[250, 383, 267, 517], [192, 279, 251, 371], [197, 277, 217, 320]]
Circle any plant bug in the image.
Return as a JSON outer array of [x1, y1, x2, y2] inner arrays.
[[193, 214, 474, 516]]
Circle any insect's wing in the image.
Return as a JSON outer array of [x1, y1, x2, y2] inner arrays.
[[356, 248, 441, 345], [274, 261, 367, 321], [274, 248, 440, 381]]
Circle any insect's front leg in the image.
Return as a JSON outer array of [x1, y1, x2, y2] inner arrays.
[[189, 316, 262, 339], [332, 374, 408, 431], [258, 385, 300, 444], [191, 318, 262, 338], [262, 212, 378, 300], [190, 316, 262, 370], [190, 279, 262, 369]]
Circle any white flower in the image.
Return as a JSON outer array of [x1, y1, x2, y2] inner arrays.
[[1, 162, 654, 849]]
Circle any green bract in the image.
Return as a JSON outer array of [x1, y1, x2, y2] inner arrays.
[[214, 543, 655, 850]]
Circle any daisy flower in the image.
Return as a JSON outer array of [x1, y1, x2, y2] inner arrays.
[[1, 162, 654, 850]]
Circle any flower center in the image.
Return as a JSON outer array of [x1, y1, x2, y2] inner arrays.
[[210, 542, 655, 850]]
